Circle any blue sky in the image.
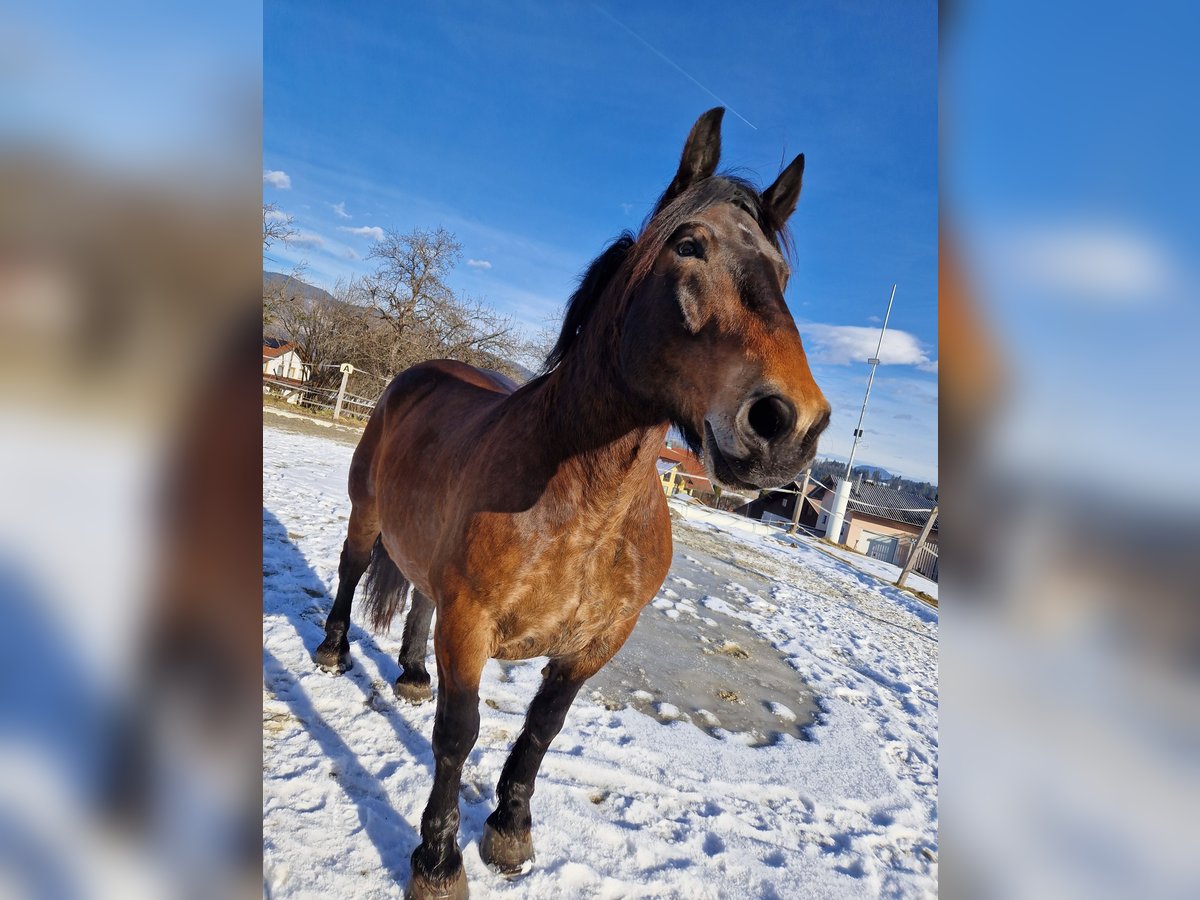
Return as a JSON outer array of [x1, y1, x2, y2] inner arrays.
[[265, 1, 938, 482]]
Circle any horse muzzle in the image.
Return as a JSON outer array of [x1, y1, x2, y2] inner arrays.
[[702, 394, 830, 490]]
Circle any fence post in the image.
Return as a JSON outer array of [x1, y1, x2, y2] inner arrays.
[[896, 505, 938, 588], [789, 467, 811, 533], [334, 362, 354, 420]]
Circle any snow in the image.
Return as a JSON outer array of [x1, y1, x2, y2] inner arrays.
[[667, 501, 939, 602], [768, 702, 798, 723], [786, 537, 940, 602], [263, 425, 939, 898]]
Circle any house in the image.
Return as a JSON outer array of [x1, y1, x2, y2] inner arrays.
[[657, 458, 683, 494], [262, 337, 309, 381], [657, 445, 714, 498], [735, 477, 825, 528], [655, 443, 753, 509], [823, 477, 938, 578], [742, 474, 939, 580], [263, 337, 310, 404]]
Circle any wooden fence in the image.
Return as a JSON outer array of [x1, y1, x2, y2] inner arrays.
[[262, 375, 377, 422]]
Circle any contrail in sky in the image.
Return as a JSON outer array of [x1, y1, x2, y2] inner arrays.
[[591, 4, 758, 131]]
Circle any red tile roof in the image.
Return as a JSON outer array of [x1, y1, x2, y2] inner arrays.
[[262, 338, 296, 359], [658, 444, 713, 488]]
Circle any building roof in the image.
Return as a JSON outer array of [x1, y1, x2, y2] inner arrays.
[[846, 480, 937, 529], [262, 337, 297, 359], [658, 445, 713, 488]]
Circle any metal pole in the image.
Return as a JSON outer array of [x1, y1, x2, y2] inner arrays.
[[844, 282, 897, 479], [896, 506, 938, 588], [825, 283, 897, 544]]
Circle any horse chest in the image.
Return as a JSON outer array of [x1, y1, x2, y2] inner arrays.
[[485, 518, 670, 660]]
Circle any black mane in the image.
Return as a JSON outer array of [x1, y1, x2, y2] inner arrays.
[[540, 232, 634, 374]]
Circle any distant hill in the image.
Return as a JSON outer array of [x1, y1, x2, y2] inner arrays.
[[263, 270, 336, 305], [815, 454, 895, 481], [809, 456, 937, 499]]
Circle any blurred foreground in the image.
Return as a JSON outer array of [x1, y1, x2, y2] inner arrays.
[[942, 2, 1200, 897], [1, 4, 261, 898], [1, 2, 1198, 898]]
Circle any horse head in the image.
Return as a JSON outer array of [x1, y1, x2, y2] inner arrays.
[[620, 108, 831, 490]]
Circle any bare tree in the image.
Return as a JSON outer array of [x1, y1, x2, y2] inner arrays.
[[361, 226, 461, 340], [265, 277, 362, 391], [262, 203, 296, 249], [264, 224, 533, 400], [354, 225, 531, 379]]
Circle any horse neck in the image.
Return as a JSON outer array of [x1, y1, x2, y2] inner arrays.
[[522, 344, 667, 498]]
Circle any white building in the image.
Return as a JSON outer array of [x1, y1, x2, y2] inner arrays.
[[262, 338, 309, 381]]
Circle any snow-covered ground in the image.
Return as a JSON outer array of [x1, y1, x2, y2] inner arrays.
[[263, 424, 938, 898], [783, 534, 939, 602], [663, 499, 939, 601]]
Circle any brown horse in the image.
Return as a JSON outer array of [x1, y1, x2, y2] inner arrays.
[[315, 108, 830, 899]]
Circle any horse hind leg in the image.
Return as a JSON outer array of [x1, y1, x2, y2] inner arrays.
[[394, 589, 435, 704], [314, 515, 380, 673]]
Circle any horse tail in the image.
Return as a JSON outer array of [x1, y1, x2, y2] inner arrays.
[[362, 536, 411, 633]]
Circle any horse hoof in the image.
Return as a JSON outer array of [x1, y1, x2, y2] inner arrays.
[[314, 643, 352, 674], [394, 678, 433, 704], [404, 867, 468, 900], [479, 821, 534, 877]]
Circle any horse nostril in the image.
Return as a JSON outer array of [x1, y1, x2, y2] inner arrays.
[[746, 395, 796, 443]]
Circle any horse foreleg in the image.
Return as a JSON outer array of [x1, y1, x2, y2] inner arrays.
[[407, 619, 487, 900], [314, 532, 374, 674], [482, 612, 640, 876], [480, 659, 587, 875], [394, 589, 435, 703]]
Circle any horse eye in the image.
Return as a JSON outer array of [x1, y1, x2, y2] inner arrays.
[[676, 239, 700, 258]]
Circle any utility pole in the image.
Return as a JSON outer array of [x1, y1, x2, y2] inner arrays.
[[334, 362, 354, 420], [896, 505, 938, 588], [825, 283, 897, 545], [789, 467, 811, 534]]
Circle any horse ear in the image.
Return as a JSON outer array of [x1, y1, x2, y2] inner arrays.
[[655, 107, 724, 213], [763, 153, 805, 224]]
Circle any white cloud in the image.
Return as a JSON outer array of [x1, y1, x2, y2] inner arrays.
[[264, 207, 289, 223], [263, 169, 291, 189], [803, 323, 934, 369], [338, 225, 385, 242], [1000, 223, 1175, 302], [343, 247, 360, 260], [290, 231, 325, 249], [330, 202, 350, 219], [466, 258, 492, 270]]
